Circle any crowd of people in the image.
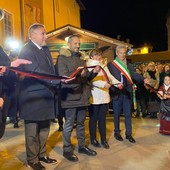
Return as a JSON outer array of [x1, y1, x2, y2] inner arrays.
[[0, 23, 170, 170], [134, 61, 170, 119]]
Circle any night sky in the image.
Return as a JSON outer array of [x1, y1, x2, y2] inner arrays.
[[80, 0, 170, 52]]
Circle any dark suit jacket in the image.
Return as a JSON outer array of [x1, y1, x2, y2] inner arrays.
[[18, 41, 60, 121], [107, 60, 144, 100], [0, 46, 11, 96], [0, 46, 10, 66]]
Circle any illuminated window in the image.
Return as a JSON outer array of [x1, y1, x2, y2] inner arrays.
[[141, 47, 148, 54], [2, 10, 13, 38]]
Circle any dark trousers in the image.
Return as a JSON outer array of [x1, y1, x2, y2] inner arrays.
[[136, 98, 147, 117], [57, 109, 64, 127], [88, 104, 108, 142], [24, 120, 50, 163], [62, 107, 86, 152], [112, 94, 132, 136]]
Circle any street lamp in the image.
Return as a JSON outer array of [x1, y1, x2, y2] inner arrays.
[[5, 38, 21, 59]]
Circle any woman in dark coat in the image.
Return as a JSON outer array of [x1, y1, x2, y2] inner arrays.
[[144, 62, 160, 118]]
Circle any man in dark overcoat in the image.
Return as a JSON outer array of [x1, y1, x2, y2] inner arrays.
[[56, 34, 100, 162], [18, 23, 60, 170]]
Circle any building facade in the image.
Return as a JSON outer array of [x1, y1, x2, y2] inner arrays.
[[0, 0, 131, 62], [0, 0, 83, 47]]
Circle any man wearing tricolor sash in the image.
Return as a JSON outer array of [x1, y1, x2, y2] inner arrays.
[[107, 45, 148, 143]]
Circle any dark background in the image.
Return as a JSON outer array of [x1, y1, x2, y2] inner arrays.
[[80, 0, 170, 52]]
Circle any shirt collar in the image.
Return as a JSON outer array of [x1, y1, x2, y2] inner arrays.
[[31, 40, 42, 50]]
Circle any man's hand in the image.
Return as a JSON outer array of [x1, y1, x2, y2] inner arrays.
[[0, 97, 4, 108], [11, 59, 32, 67], [61, 77, 75, 83], [117, 83, 123, 90], [0, 66, 6, 76], [93, 65, 101, 73]]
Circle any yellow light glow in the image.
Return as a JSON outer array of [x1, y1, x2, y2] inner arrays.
[[141, 47, 148, 54]]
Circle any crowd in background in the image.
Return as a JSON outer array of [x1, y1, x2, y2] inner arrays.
[[134, 62, 170, 119]]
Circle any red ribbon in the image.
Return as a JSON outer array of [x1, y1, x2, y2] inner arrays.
[[145, 83, 163, 97], [6, 67, 70, 80], [6, 66, 110, 84], [69, 65, 110, 83]]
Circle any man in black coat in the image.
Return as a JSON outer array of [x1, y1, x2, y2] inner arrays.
[[18, 23, 60, 170]]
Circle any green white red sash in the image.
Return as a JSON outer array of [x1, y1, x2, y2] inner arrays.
[[112, 57, 137, 109], [112, 57, 133, 85]]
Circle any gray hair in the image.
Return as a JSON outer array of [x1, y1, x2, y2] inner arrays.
[[67, 34, 80, 43], [28, 23, 45, 36], [116, 45, 127, 54]]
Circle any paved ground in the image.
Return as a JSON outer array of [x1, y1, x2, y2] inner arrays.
[[0, 115, 170, 170]]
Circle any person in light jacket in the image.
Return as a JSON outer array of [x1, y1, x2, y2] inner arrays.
[[86, 49, 122, 149]]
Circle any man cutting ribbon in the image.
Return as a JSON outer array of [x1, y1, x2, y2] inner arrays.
[[18, 23, 62, 170]]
